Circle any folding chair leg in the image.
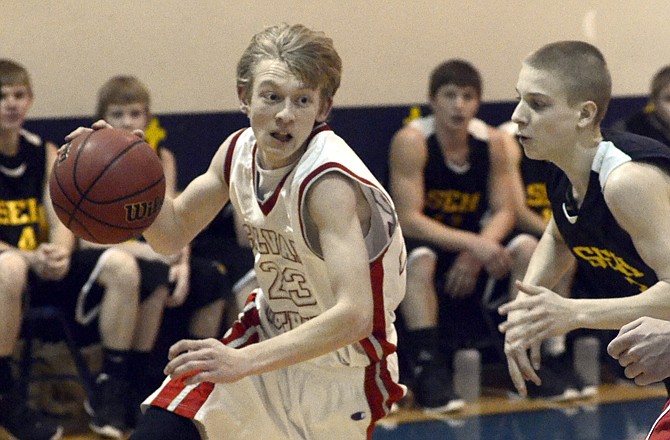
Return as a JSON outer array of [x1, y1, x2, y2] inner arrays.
[[19, 307, 96, 405]]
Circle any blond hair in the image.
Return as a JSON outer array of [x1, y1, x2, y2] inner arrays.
[[236, 23, 342, 111]]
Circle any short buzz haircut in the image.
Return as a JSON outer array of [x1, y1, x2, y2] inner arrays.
[[0, 59, 32, 96], [524, 40, 612, 123], [428, 59, 482, 99], [96, 75, 151, 120], [236, 23, 342, 110]]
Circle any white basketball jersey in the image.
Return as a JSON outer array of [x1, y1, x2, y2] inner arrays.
[[145, 125, 407, 438], [225, 124, 406, 368]]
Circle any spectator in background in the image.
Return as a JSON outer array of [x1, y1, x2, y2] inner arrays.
[[613, 65, 670, 147], [81, 75, 232, 433], [388, 59, 543, 412], [0, 59, 143, 440]]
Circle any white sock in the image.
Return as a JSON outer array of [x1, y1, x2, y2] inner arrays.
[[545, 335, 566, 357]]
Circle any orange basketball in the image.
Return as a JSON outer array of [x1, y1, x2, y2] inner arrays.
[[49, 128, 166, 244]]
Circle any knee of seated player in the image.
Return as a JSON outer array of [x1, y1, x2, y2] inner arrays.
[[406, 247, 437, 283], [0, 251, 29, 301], [98, 248, 141, 297], [148, 284, 170, 305], [506, 233, 538, 267]]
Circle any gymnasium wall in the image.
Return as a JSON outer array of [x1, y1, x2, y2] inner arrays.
[[4, 1, 667, 186]]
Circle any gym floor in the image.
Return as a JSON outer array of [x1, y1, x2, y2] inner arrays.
[[374, 383, 666, 440], [2, 381, 662, 440]]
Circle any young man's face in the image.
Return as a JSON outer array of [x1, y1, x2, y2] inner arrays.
[[241, 59, 332, 169], [430, 83, 480, 133], [512, 64, 581, 161], [653, 83, 670, 128], [104, 102, 150, 132], [0, 83, 32, 133]]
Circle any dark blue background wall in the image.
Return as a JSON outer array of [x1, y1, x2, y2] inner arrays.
[[25, 97, 646, 191]]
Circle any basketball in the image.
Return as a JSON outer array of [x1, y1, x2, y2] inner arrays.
[[49, 128, 166, 244]]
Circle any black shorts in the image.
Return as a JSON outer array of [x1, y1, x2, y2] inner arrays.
[[403, 234, 517, 294], [130, 406, 201, 440], [138, 256, 232, 309], [183, 256, 233, 310], [191, 237, 254, 286], [403, 236, 509, 351], [25, 247, 233, 345], [27, 248, 135, 346], [139, 259, 170, 300]]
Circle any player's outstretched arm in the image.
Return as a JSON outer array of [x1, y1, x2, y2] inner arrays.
[[143, 135, 232, 255], [497, 218, 573, 395], [477, 127, 515, 277], [480, 127, 516, 245], [41, 141, 75, 280]]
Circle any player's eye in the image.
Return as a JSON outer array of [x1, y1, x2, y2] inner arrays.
[[529, 99, 548, 110], [261, 91, 280, 102], [443, 91, 457, 100], [462, 92, 476, 102]]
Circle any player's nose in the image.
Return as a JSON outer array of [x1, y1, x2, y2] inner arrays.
[[275, 102, 296, 123]]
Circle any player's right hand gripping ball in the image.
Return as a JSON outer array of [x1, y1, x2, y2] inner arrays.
[[49, 127, 166, 244]]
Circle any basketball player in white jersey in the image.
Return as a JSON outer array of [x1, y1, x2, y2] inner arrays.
[[69, 23, 407, 440]]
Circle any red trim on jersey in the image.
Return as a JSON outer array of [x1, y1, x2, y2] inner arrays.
[[308, 122, 331, 139], [297, 162, 380, 253], [368, 254, 400, 357], [360, 255, 404, 427], [149, 293, 262, 419], [364, 356, 404, 439], [649, 398, 670, 440], [222, 292, 261, 347], [253, 124, 332, 216], [172, 382, 216, 419], [223, 129, 245, 187], [149, 373, 217, 419]]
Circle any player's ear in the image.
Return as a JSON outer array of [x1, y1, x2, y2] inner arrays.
[[316, 97, 333, 123], [25, 92, 34, 111], [237, 86, 250, 115], [577, 101, 598, 128]]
